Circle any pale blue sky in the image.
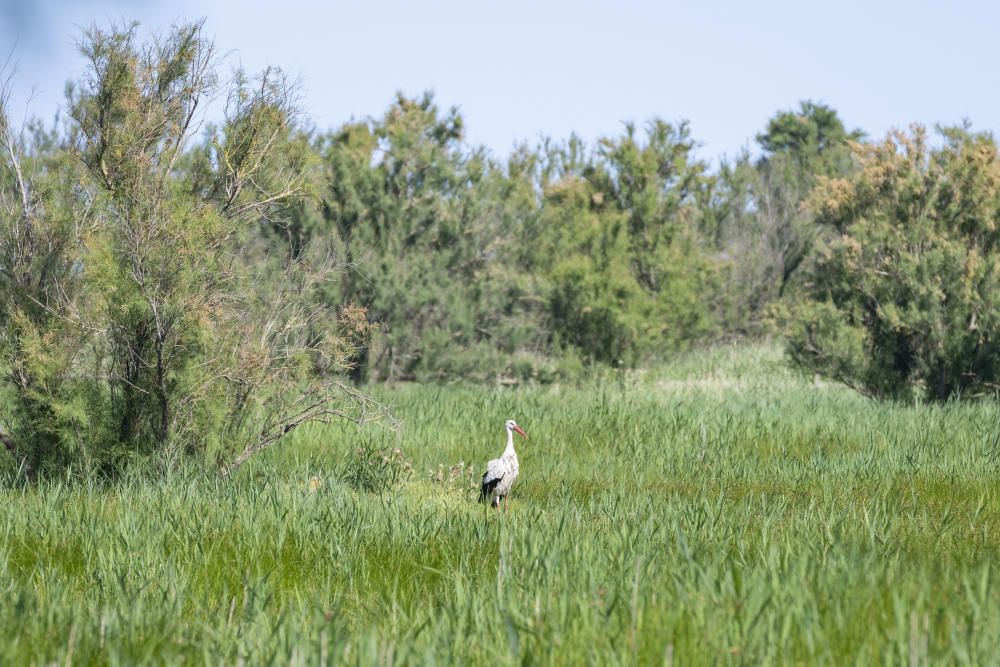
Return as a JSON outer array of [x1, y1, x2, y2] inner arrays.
[[2, 0, 998, 161]]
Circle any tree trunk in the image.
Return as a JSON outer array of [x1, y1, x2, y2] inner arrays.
[[155, 336, 170, 445], [0, 428, 34, 481]]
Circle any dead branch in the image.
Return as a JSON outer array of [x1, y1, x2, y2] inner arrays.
[[219, 384, 396, 478]]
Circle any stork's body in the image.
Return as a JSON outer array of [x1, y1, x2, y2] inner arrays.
[[480, 420, 527, 510]]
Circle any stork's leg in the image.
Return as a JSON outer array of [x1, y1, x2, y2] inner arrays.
[[504, 495, 508, 512]]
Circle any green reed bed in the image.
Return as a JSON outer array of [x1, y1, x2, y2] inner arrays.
[[3, 344, 1000, 664]]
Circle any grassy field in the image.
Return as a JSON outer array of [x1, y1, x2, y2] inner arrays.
[[4, 344, 1000, 664]]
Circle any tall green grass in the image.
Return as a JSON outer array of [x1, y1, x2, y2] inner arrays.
[[4, 343, 1000, 664]]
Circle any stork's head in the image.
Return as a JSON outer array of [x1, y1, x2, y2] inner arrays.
[[505, 419, 527, 439]]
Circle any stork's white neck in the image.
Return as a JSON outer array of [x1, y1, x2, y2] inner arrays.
[[503, 428, 517, 456]]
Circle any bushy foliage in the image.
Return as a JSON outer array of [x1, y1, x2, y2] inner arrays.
[[784, 126, 1000, 400], [313, 95, 548, 382], [532, 123, 721, 365], [757, 101, 862, 176], [0, 108, 94, 473], [709, 102, 862, 334], [308, 107, 727, 380], [0, 22, 376, 477]]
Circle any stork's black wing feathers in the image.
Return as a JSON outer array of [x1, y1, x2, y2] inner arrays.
[[480, 471, 504, 502]]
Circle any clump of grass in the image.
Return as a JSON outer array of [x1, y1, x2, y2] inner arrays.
[[338, 437, 412, 494]]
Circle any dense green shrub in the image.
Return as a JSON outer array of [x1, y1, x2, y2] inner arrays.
[[312, 113, 728, 378], [708, 102, 862, 335], [784, 126, 1000, 400], [0, 22, 373, 477], [535, 123, 722, 365], [313, 95, 548, 382]]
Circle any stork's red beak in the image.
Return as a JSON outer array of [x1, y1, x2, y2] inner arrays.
[[514, 425, 527, 439]]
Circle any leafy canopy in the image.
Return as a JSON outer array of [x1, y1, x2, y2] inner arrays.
[[785, 125, 1000, 400]]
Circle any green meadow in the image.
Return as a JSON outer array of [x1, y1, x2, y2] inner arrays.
[[4, 344, 1000, 665]]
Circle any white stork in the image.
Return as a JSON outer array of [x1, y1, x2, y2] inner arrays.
[[480, 419, 527, 510]]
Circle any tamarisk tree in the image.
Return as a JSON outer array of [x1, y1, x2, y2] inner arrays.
[[0, 21, 383, 477], [785, 125, 1000, 401]]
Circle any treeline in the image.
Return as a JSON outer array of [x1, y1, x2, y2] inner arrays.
[[292, 96, 858, 383], [307, 96, 1000, 402], [3, 21, 1000, 475]]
